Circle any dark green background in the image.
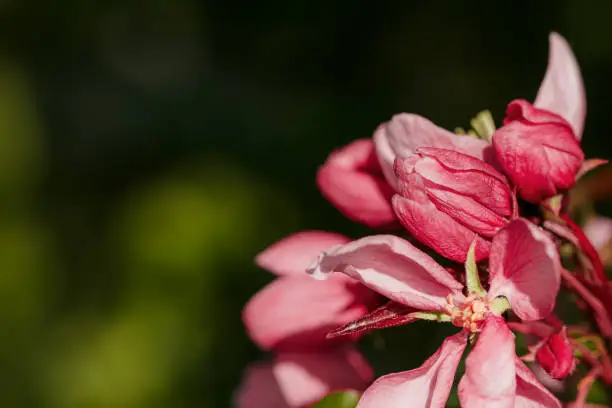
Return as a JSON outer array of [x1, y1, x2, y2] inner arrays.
[[0, 1, 610, 406]]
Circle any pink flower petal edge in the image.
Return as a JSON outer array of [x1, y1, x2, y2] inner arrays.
[[488, 219, 561, 321], [459, 316, 517, 408], [356, 331, 467, 408], [515, 357, 562, 408], [583, 216, 612, 251], [307, 234, 465, 311], [243, 275, 374, 351], [317, 139, 397, 229], [256, 231, 351, 277], [534, 32, 586, 140], [235, 347, 373, 408]]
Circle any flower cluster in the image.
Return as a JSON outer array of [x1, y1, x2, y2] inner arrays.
[[237, 33, 612, 408]]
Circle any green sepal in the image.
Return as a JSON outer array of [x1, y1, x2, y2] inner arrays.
[[312, 391, 361, 408], [490, 296, 511, 315], [465, 240, 486, 296], [408, 311, 452, 322], [470, 110, 495, 142]]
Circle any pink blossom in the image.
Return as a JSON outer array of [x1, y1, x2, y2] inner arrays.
[[493, 33, 586, 203], [493, 99, 584, 203], [308, 219, 561, 407], [236, 231, 377, 407], [393, 147, 514, 262], [535, 327, 576, 380], [583, 216, 612, 251], [373, 113, 492, 190], [317, 139, 397, 229]]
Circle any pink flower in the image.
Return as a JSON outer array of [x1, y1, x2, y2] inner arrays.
[[535, 327, 576, 380], [373, 113, 493, 191], [584, 216, 612, 252], [308, 219, 562, 407], [317, 139, 398, 229], [493, 34, 586, 203], [393, 147, 515, 262], [236, 231, 377, 408], [493, 99, 584, 203]]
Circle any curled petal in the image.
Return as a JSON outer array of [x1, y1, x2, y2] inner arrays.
[[317, 139, 397, 229], [488, 219, 561, 321], [459, 317, 516, 408], [256, 231, 351, 276], [515, 358, 562, 408], [493, 100, 584, 203], [235, 347, 373, 408], [373, 113, 492, 188], [243, 275, 376, 351], [534, 32, 586, 140], [392, 194, 491, 262], [357, 331, 467, 408], [307, 234, 465, 311]]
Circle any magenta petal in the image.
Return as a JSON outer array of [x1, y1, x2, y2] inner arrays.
[[488, 219, 561, 321], [243, 275, 375, 351], [373, 113, 491, 188], [515, 358, 562, 408], [256, 231, 352, 276], [392, 194, 491, 262], [357, 331, 467, 408], [534, 32, 586, 141], [235, 347, 373, 408], [317, 139, 397, 229], [459, 317, 516, 408], [307, 234, 465, 311]]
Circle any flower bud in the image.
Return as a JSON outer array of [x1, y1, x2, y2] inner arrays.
[[392, 147, 514, 262], [493, 99, 584, 203], [535, 327, 576, 379]]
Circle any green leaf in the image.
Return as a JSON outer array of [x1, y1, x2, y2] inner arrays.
[[312, 391, 361, 408], [409, 311, 452, 322], [464, 240, 485, 296]]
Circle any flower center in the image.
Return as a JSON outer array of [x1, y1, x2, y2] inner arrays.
[[444, 294, 489, 333]]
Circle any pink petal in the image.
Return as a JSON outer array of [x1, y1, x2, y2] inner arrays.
[[317, 139, 397, 229], [235, 347, 373, 408], [256, 231, 352, 277], [373, 113, 492, 188], [459, 317, 516, 408], [234, 362, 290, 408], [356, 331, 467, 408], [243, 275, 377, 351], [327, 301, 417, 339], [392, 193, 491, 262], [307, 234, 465, 311], [534, 33, 586, 141], [488, 219, 561, 321], [583, 216, 612, 251], [515, 358, 562, 408]]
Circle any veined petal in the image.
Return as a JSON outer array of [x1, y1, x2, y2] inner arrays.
[[459, 317, 516, 408], [534, 33, 586, 140], [488, 219, 561, 321], [235, 347, 373, 408], [256, 231, 352, 276], [392, 194, 491, 262], [356, 331, 467, 408], [243, 275, 376, 351], [373, 113, 491, 188], [317, 139, 397, 229], [515, 358, 562, 408], [307, 234, 465, 311]]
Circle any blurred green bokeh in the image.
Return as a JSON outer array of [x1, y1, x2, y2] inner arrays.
[[0, 1, 610, 407]]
